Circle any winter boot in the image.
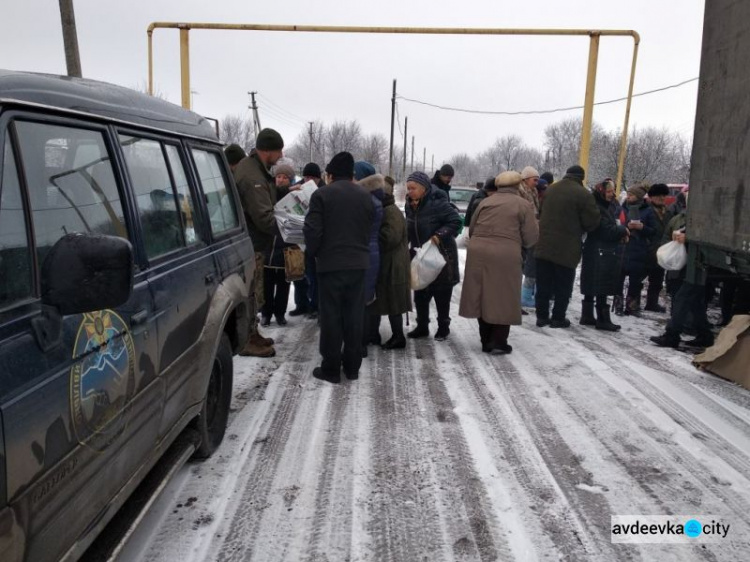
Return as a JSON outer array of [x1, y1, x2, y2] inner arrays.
[[650, 330, 680, 348], [579, 300, 596, 326], [254, 330, 274, 346], [407, 323, 430, 339], [521, 285, 536, 308], [625, 295, 641, 317], [612, 295, 625, 316], [684, 332, 714, 349], [434, 322, 451, 341], [595, 304, 621, 331], [239, 336, 276, 357], [644, 294, 666, 313]]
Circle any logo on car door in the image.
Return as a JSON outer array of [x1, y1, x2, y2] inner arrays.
[[70, 310, 136, 450]]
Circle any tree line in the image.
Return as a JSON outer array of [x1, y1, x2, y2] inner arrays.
[[220, 115, 691, 187]]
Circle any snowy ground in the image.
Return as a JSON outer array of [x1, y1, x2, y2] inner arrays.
[[117, 245, 750, 562]]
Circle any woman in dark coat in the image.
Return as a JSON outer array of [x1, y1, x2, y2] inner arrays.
[[362, 175, 412, 349], [579, 179, 629, 330], [616, 183, 657, 315], [404, 171, 462, 341]]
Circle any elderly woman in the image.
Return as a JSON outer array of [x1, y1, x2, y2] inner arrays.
[[405, 171, 462, 340], [579, 179, 629, 331], [361, 175, 412, 349], [459, 171, 539, 354]]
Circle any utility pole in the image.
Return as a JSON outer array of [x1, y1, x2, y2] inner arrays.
[[402, 116, 408, 182], [423, 147, 426, 171], [410, 135, 415, 171], [308, 121, 314, 162], [388, 79, 396, 176], [58, 0, 82, 77], [248, 91, 262, 137], [431, 154, 434, 175]]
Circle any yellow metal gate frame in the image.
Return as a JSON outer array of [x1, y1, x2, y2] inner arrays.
[[147, 23, 640, 190]]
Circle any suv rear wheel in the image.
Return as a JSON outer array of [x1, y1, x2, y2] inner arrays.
[[192, 333, 233, 458]]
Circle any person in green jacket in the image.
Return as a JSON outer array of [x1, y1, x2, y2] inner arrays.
[[534, 165, 601, 328]]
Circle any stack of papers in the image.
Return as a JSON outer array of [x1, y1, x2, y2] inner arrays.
[[274, 180, 318, 247]]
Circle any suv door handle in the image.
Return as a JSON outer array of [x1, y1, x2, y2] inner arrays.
[[131, 310, 149, 326], [205, 273, 215, 285]]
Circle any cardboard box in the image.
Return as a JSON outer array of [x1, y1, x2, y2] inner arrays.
[[694, 315, 750, 389]]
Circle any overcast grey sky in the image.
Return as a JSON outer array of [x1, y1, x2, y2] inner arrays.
[[0, 0, 705, 169]]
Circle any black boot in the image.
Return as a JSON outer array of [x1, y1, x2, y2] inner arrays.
[[625, 296, 641, 317], [595, 303, 621, 331], [650, 330, 680, 348], [579, 299, 596, 326], [407, 323, 429, 339], [612, 295, 624, 316], [644, 294, 666, 313], [434, 323, 450, 341]]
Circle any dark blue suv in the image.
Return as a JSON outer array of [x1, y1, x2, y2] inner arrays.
[[0, 70, 254, 562]]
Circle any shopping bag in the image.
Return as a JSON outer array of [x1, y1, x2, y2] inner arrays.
[[283, 246, 306, 282], [410, 241, 446, 290], [656, 240, 687, 271]]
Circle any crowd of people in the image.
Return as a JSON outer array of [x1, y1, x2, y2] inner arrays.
[[224, 128, 749, 383]]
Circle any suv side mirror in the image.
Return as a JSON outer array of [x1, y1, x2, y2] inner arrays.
[[42, 233, 134, 315]]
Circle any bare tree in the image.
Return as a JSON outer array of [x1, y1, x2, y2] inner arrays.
[[286, 120, 326, 167], [219, 114, 255, 153], [326, 120, 363, 156], [360, 133, 389, 172]]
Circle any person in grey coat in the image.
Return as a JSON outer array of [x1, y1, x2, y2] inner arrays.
[[303, 152, 374, 383]]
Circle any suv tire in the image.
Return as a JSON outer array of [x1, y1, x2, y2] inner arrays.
[[192, 333, 233, 458]]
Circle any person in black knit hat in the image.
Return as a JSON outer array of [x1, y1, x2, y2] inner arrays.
[[304, 152, 375, 383], [431, 163, 455, 194], [644, 182, 672, 312]]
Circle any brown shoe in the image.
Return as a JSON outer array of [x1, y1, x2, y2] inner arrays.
[[239, 340, 276, 357], [251, 330, 274, 347]]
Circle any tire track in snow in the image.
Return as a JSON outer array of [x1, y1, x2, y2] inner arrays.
[[212, 323, 321, 561], [412, 339, 512, 561], [363, 344, 452, 562], [441, 334, 621, 561]]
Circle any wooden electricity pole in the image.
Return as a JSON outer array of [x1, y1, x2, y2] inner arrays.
[[58, 0, 82, 77]]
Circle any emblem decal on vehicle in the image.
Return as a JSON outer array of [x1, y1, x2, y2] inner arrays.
[[70, 310, 135, 451]]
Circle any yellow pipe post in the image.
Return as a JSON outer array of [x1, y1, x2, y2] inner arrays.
[[579, 33, 600, 183], [147, 29, 153, 95], [179, 27, 191, 109], [615, 34, 640, 195], [147, 23, 640, 182]]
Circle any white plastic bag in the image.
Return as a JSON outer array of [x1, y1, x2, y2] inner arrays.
[[410, 241, 447, 290], [656, 240, 687, 271]]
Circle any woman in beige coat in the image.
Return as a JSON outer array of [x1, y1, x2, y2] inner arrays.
[[459, 171, 539, 353]]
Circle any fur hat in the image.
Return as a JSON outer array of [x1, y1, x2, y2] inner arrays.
[[359, 173, 386, 193], [302, 162, 321, 178], [521, 166, 540, 180], [648, 183, 669, 197], [627, 184, 648, 200], [495, 170, 523, 188], [325, 152, 355, 179], [255, 128, 284, 151], [383, 175, 396, 195], [439, 164, 455, 176], [565, 165, 586, 181], [407, 171, 431, 191], [273, 163, 295, 180], [224, 144, 246, 166], [354, 161, 377, 181]]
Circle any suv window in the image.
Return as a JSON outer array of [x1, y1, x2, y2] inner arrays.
[[191, 148, 239, 235], [0, 135, 33, 308], [14, 121, 127, 268], [120, 135, 189, 258], [165, 144, 200, 245]]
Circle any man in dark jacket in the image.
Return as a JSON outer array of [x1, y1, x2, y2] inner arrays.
[[431, 164, 455, 194], [304, 152, 375, 383], [644, 183, 672, 312], [464, 176, 494, 227], [534, 165, 601, 328], [228, 131, 287, 357]]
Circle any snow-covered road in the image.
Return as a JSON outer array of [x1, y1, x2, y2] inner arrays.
[[117, 255, 750, 561]]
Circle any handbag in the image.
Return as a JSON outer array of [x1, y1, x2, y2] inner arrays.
[[283, 246, 306, 282]]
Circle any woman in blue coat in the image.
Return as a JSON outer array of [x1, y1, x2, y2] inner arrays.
[[404, 171, 462, 340]]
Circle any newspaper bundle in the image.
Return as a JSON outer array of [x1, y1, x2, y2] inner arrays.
[[274, 180, 318, 247]]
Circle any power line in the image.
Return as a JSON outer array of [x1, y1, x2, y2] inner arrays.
[[256, 93, 308, 124], [397, 77, 700, 116], [395, 102, 404, 139]]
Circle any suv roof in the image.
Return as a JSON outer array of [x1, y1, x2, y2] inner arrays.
[[0, 69, 217, 141]]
